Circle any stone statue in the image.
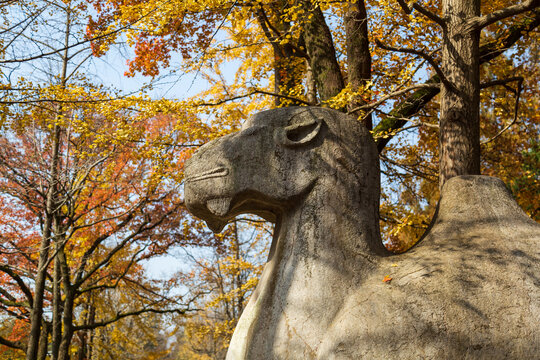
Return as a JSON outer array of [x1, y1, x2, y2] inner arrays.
[[184, 107, 540, 359]]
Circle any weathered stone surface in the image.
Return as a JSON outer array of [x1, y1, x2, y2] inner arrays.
[[184, 107, 540, 359]]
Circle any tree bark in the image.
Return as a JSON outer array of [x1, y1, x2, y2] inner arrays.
[[302, 1, 344, 102], [345, 0, 372, 128], [37, 320, 49, 360], [439, 0, 481, 187]]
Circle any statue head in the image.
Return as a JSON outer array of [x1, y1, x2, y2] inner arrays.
[[184, 107, 379, 232]]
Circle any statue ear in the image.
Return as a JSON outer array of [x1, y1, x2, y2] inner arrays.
[[279, 117, 324, 147]]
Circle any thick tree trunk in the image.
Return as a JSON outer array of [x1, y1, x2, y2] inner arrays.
[[302, 1, 344, 102], [439, 0, 481, 187], [345, 0, 372, 129]]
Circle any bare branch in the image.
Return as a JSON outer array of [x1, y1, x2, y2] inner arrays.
[[251, 89, 311, 105], [0, 264, 34, 306], [480, 76, 524, 89], [0, 1, 163, 64]]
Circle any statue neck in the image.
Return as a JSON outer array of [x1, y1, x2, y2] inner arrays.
[[275, 180, 388, 261], [267, 181, 389, 282]]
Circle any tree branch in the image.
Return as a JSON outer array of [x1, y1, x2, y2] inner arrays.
[[0, 2, 162, 64], [73, 307, 187, 331], [375, 39, 450, 88], [196, 89, 311, 107], [467, 0, 540, 31], [252, 89, 311, 105], [0, 335, 26, 350], [480, 76, 524, 89], [396, 0, 446, 27], [0, 264, 34, 306], [374, 9, 540, 152], [481, 77, 523, 144], [347, 83, 439, 114]]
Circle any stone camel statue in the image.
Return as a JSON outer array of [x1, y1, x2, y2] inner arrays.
[[184, 107, 540, 359]]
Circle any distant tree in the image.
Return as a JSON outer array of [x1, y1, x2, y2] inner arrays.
[[0, 1, 214, 359], [170, 220, 268, 359]]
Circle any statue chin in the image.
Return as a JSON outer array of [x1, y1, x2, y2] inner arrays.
[[205, 218, 228, 234]]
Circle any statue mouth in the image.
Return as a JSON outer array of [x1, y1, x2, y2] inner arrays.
[[206, 197, 232, 217], [185, 167, 229, 183], [204, 197, 232, 233]]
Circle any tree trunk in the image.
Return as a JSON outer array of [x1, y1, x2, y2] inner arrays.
[[37, 320, 49, 360], [87, 304, 96, 360], [52, 218, 63, 360], [439, 0, 481, 187], [302, 1, 344, 102], [305, 60, 317, 104], [57, 245, 75, 360], [345, 0, 372, 129], [26, 124, 61, 360], [255, 3, 305, 106]]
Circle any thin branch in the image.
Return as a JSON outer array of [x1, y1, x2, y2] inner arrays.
[[0, 0, 166, 64], [373, 108, 439, 129], [375, 39, 451, 88], [0, 95, 128, 105], [257, 5, 282, 39], [78, 246, 146, 294], [252, 89, 311, 105], [196, 89, 311, 107], [196, 91, 258, 107], [480, 76, 524, 89], [481, 77, 523, 144], [467, 0, 540, 31], [0, 264, 34, 306], [188, 0, 238, 91], [255, 5, 309, 59], [373, 9, 540, 152], [348, 83, 440, 114], [395, 0, 446, 27], [73, 307, 189, 331]]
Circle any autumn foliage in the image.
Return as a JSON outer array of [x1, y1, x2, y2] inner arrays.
[[0, 0, 538, 359]]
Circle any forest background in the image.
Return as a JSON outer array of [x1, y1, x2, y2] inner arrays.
[[0, 0, 538, 359]]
